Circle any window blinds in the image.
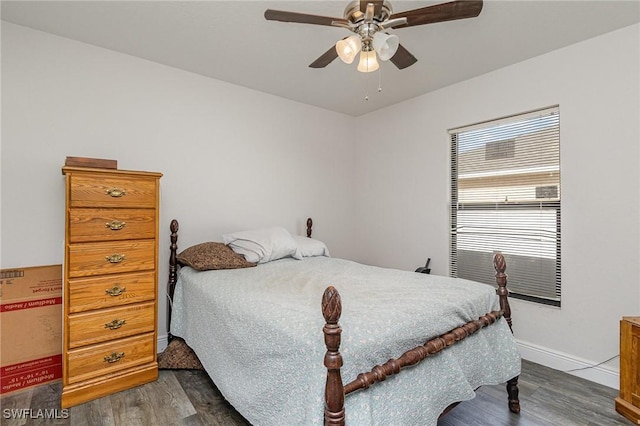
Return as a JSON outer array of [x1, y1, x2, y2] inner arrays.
[[450, 106, 561, 306]]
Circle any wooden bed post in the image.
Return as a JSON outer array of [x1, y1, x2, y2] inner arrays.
[[322, 286, 345, 426], [307, 217, 313, 238], [493, 252, 511, 331], [167, 219, 179, 340], [493, 252, 521, 414]]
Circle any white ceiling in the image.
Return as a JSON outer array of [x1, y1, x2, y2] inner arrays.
[[2, 0, 639, 116]]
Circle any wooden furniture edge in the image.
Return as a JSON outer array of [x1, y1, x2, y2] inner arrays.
[[62, 165, 163, 178], [61, 363, 158, 408], [167, 219, 179, 339], [615, 396, 640, 424], [616, 317, 640, 424], [307, 218, 313, 238], [65, 156, 117, 169], [494, 252, 520, 414]]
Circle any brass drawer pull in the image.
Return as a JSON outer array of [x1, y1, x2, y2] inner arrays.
[[105, 285, 126, 297], [105, 254, 125, 263], [105, 319, 126, 330], [106, 220, 126, 231], [103, 352, 125, 363], [105, 188, 126, 198]]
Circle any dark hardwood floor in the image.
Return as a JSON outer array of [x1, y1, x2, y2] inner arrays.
[[0, 360, 630, 426]]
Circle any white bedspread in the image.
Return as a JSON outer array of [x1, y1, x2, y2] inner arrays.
[[170, 256, 520, 426]]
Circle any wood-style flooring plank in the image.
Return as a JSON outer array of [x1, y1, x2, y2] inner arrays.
[[108, 382, 162, 426], [0, 387, 34, 426], [70, 394, 115, 426], [172, 370, 250, 426], [138, 371, 196, 424], [24, 383, 68, 426], [437, 360, 628, 426]]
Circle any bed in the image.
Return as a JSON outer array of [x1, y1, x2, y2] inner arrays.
[[166, 218, 521, 425]]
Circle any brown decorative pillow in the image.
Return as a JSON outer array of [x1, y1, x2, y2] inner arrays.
[[177, 242, 256, 271]]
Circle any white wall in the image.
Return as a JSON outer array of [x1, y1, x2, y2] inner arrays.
[[3, 20, 639, 389], [353, 24, 640, 388], [1, 23, 357, 347]]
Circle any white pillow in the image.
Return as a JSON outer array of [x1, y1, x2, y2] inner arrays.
[[222, 226, 302, 264], [293, 235, 330, 257]]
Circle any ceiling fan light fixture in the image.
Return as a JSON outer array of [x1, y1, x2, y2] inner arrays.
[[372, 32, 399, 61], [357, 50, 379, 73], [266, 0, 484, 71], [336, 35, 362, 64]]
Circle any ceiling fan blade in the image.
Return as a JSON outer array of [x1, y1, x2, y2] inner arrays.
[[309, 46, 339, 68], [390, 0, 483, 28], [265, 9, 348, 27], [390, 44, 417, 70]]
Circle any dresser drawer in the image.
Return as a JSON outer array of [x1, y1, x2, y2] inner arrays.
[[68, 240, 155, 278], [66, 333, 155, 385], [68, 272, 155, 313], [68, 302, 155, 348], [69, 208, 156, 243], [68, 174, 157, 208]]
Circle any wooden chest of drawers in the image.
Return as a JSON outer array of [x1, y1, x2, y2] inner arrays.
[[61, 166, 162, 408], [615, 316, 640, 424]]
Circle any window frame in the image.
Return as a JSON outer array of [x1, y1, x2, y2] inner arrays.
[[449, 106, 561, 307]]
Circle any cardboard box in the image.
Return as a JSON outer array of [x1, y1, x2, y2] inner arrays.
[[0, 265, 62, 395]]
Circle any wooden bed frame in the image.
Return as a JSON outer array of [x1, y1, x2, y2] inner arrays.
[[166, 218, 521, 425]]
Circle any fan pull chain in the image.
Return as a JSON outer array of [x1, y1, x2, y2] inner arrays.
[[364, 67, 383, 101], [364, 69, 370, 101]]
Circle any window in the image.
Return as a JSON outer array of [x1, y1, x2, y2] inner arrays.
[[450, 106, 561, 306]]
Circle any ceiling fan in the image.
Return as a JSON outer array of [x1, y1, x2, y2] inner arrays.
[[264, 0, 483, 72]]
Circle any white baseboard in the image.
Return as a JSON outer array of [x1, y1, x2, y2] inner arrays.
[[157, 334, 169, 353], [516, 340, 619, 390]]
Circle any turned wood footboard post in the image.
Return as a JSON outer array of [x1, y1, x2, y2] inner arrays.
[[167, 219, 179, 339], [493, 252, 521, 414], [322, 286, 345, 426], [493, 252, 511, 332]]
